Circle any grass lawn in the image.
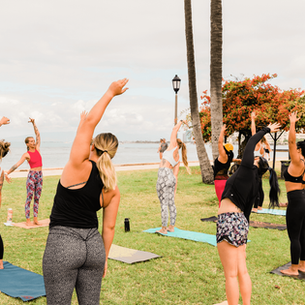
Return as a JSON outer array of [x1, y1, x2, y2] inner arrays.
[[0, 164, 304, 304]]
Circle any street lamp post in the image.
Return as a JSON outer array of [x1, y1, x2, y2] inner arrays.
[[172, 75, 181, 125]]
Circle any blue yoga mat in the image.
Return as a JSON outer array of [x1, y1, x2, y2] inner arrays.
[[255, 208, 286, 216], [0, 261, 46, 301], [143, 227, 217, 246]]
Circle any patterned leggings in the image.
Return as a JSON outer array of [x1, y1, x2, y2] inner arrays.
[[156, 167, 177, 227], [25, 170, 43, 219], [43, 226, 105, 305]]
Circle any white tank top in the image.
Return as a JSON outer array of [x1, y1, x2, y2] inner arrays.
[[163, 147, 179, 167]]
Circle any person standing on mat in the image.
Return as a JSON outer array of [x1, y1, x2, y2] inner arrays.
[[42, 78, 128, 304], [0, 117, 11, 270], [217, 122, 280, 305], [213, 124, 240, 207], [156, 120, 190, 234], [6, 118, 43, 226], [281, 112, 305, 276]]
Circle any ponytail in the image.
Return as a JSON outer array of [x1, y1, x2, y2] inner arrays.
[[257, 157, 280, 209], [268, 167, 280, 209], [93, 133, 119, 192], [177, 138, 191, 174]]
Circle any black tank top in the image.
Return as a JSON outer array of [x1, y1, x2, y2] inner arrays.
[[213, 154, 233, 179], [49, 160, 104, 229]]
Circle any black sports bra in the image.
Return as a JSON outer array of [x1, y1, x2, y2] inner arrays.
[[284, 167, 305, 184]]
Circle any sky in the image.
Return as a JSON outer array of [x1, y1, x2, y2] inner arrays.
[[0, 0, 304, 142]]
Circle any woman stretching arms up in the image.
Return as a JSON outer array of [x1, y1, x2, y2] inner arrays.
[[217, 123, 281, 305], [43, 79, 128, 304], [281, 112, 305, 275], [156, 120, 190, 234]]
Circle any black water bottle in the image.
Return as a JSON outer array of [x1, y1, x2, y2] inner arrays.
[[124, 218, 130, 232]]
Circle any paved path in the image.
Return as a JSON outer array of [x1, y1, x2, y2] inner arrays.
[[9, 161, 201, 178]]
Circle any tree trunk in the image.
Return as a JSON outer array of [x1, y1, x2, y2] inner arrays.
[[210, 0, 223, 160], [184, 0, 214, 184]]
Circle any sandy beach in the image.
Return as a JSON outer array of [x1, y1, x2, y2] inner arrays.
[[9, 161, 201, 178]]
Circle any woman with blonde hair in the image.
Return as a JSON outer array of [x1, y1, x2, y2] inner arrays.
[[156, 120, 190, 234], [43, 78, 128, 304]]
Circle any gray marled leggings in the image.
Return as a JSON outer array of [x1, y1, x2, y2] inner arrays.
[[156, 167, 177, 227], [43, 226, 105, 305]]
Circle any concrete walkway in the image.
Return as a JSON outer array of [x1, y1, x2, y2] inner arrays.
[[9, 161, 201, 178]]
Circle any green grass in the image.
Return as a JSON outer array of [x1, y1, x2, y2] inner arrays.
[[0, 165, 304, 304]]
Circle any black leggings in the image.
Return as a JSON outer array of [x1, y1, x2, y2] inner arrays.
[[43, 226, 105, 305], [0, 234, 3, 260], [286, 190, 305, 265], [253, 177, 264, 208]]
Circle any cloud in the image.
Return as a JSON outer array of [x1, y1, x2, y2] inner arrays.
[[0, 0, 304, 142]]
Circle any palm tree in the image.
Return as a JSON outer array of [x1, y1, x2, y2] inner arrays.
[[184, 0, 214, 184], [210, 0, 223, 160]]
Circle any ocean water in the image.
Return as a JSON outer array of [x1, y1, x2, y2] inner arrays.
[[0, 141, 289, 170]]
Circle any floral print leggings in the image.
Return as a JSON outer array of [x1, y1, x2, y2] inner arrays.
[[25, 170, 43, 219]]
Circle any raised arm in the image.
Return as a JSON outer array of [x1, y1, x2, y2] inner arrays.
[[288, 112, 301, 166], [168, 120, 186, 149], [251, 111, 257, 136], [241, 123, 281, 167], [69, 79, 128, 167], [29, 118, 40, 151], [218, 125, 228, 163]]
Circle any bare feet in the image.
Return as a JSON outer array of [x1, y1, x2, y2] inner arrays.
[[33, 217, 39, 225], [252, 208, 258, 213], [167, 225, 175, 232], [0, 259, 3, 269], [258, 206, 263, 210], [26, 219, 32, 226], [298, 261, 305, 272], [279, 202, 288, 207], [280, 265, 299, 276], [156, 227, 167, 234]]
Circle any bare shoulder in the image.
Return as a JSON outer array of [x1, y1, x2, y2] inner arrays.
[[60, 159, 92, 187], [23, 152, 30, 160]]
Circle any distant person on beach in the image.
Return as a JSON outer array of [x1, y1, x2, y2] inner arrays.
[[42, 78, 128, 304], [156, 120, 190, 234], [213, 124, 240, 207], [0, 117, 11, 270], [157, 138, 168, 160], [6, 118, 43, 226], [281, 112, 305, 276], [217, 122, 280, 305]]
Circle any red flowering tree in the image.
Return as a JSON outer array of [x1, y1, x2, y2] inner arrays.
[[198, 73, 305, 157]]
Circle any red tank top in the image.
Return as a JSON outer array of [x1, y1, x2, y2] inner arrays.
[[28, 150, 42, 168]]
